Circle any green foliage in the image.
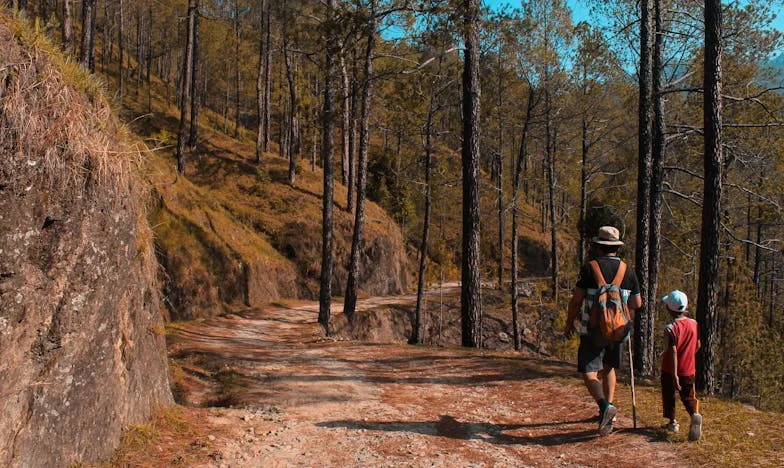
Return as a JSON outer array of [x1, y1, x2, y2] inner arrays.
[[367, 148, 416, 227], [718, 292, 784, 411]]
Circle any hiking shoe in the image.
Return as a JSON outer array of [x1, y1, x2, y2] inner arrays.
[[663, 421, 679, 433], [688, 413, 702, 441], [599, 404, 617, 436]]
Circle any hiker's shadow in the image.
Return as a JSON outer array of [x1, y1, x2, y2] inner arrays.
[[317, 414, 660, 447]]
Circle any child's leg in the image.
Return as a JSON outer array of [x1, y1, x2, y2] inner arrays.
[[661, 373, 677, 420], [678, 375, 700, 416]]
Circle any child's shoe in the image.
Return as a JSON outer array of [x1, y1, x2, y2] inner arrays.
[[662, 420, 679, 433], [688, 413, 702, 441]]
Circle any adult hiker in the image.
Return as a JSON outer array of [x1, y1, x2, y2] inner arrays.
[[564, 225, 642, 436]]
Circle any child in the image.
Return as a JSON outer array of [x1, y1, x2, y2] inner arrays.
[[661, 290, 702, 441]]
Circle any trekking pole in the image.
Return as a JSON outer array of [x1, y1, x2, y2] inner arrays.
[[628, 338, 638, 429]]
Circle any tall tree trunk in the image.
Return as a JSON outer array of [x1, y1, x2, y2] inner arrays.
[[512, 85, 536, 351], [414, 58, 442, 345], [754, 210, 763, 297], [284, 31, 299, 185], [146, 5, 153, 112], [118, 0, 125, 105], [318, 0, 338, 333], [78, 0, 97, 73], [496, 54, 504, 290], [346, 42, 359, 213], [696, 0, 723, 394], [101, 0, 109, 72], [62, 0, 74, 55], [769, 254, 777, 328], [340, 55, 351, 187], [134, 4, 142, 94], [579, 113, 588, 266], [646, 0, 666, 378], [634, 0, 654, 376], [188, 6, 201, 149], [255, 0, 267, 163], [460, 0, 482, 348], [175, 0, 197, 175], [343, 12, 376, 323], [546, 91, 558, 306], [233, 2, 241, 139], [263, 0, 272, 153]]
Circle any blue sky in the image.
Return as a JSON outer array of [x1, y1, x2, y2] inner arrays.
[[483, 0, 784, 34]]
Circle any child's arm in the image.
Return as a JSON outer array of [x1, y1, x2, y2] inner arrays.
[[670, 346, 680, 390], [666, 328, 680, 390]]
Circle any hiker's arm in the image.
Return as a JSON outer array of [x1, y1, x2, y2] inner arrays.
[[565, 288, 585, 338], [627, 294, 642, 323]]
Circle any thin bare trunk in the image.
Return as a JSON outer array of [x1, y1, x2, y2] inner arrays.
[[284, 31, 299, 185], [188, 7, 201, 148], [343, 13, 376, 323], [62, 0, 74, 55], [233, 2, 241, 139], [511, 85, 536, 351], [496, 54, 504, 290], [340, 55, 350, 186], [101, 0, 109, 71], [346, 41, 358, 213], [255, 0, 266, 163], [263, 0, 271, 152], [118, 0, 125, 105], [414, 57, 443, 345], [175, 0, 197, 175]]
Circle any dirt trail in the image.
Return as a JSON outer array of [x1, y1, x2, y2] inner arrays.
[[162, 290, 685, 467]]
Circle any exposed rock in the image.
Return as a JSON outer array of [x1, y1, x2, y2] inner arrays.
[[0, 19, 171, 467], [515, 281, 536, 298]]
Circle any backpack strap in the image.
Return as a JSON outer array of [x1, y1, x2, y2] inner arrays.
[[611, 261, 627, 287], [589, 260, 607, 286]]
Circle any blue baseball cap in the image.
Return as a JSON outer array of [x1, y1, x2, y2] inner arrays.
[[662, 290, 688, 312]]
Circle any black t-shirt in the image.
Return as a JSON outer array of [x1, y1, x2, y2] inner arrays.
[[575, 255, 641, 296]]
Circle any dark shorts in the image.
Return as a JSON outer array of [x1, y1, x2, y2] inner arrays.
[[577, 336, 622, 373]]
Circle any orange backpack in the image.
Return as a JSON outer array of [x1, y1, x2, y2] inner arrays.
[[588, 260, 632, 346]]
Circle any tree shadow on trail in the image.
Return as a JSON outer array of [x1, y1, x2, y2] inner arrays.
[[317, 415, 662, 447]]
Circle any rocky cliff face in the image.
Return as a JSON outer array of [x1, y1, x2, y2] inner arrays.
[[0, 17, 172, 467]]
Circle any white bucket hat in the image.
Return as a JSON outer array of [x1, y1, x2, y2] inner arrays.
[[591, 226, 624, 246]]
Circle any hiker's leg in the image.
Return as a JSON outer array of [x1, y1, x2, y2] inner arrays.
[[578, 338, 606, 403], [661, 373, 677, 420], [678, 375, 700, 416], [601, 344, 622, 403], [601, 366, 616, 404], [582, 372, 606, 401]]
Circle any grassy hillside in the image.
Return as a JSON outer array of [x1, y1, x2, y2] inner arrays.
[[117, 75, 411, 320]]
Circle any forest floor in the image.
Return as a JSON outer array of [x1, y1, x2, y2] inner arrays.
[[110, 287, 784, 467]]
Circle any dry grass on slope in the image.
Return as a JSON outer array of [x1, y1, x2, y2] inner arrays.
[[0, 13, 155, 275], [122, 76, 410, 318]]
